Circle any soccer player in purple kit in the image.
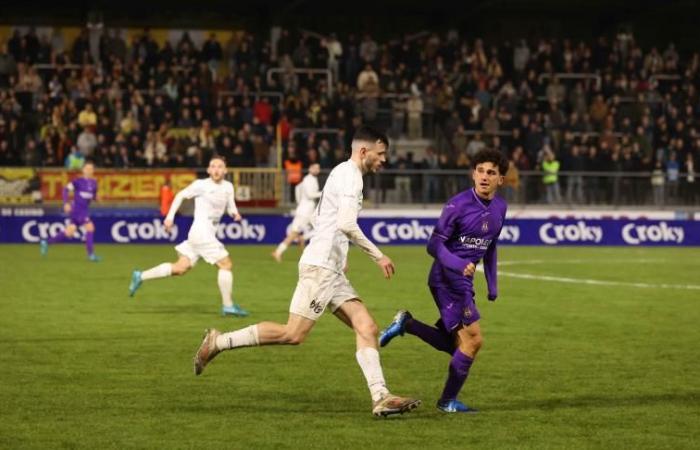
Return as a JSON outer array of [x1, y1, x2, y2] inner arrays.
[[378, 148, 509, 413], [40, 160, 101, 262]]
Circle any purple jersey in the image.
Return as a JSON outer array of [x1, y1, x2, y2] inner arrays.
[[427, 188, 507, 299], [64, 177, 98, 223]]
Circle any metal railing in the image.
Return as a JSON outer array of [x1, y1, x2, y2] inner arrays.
[[218, 90, 284, 104], [539, 73, 602, 90], [266, 68, 334, 96], [356, 170, 700, 208]]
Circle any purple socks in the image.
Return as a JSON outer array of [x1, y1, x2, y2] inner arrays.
[[405, 318, 455, 354], [46, 231, 95, 256], [86, 231, 95, 256], [440, 350, 474, 402]]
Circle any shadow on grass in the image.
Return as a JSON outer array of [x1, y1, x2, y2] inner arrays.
[[491, 391, 700, 411]]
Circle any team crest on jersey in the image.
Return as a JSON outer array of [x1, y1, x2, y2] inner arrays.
[[463, 307, 472, 319], [481, 221, 489, 232]]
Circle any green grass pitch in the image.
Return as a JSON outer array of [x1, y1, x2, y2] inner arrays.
[[1, 244, 699, 449]]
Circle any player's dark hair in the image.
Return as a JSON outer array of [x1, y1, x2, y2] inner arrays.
[[83, 159, 95, 166], [210, 154, 227, 165], [352, 125, 389, 149], [472, 149, 509, 175]]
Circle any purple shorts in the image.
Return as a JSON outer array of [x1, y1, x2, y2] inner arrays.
[[429, 284, 481, 331], [69, 214, 91, 226]]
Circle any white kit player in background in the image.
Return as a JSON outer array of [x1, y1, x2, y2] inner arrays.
[[272, 163, 322, 262], [128, 156, 250, 317], [192, 126, 421, 417]]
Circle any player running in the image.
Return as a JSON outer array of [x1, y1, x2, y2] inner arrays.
[[128, 156, 249, 317], [378, 148, 509, 413], [192, 126, 421, 417], [40, 160, 101, 262], [272, 162, 322, 262]]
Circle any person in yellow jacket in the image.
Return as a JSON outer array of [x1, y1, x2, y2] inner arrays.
[[542, 150, 562, 204]]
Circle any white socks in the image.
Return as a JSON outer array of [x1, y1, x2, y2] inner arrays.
[[216, 325, 260, 350], [355, 347, 389, 402], [274, 242, 288, 257], [141, 263, 172, 280], [218, 269, 233, 308]]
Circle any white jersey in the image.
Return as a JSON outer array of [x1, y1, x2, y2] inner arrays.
[[300, 160, 363, 273], [294, 173, 321, 218], [166, 178, 238, 243]]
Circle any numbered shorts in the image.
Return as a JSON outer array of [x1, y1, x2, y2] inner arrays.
[[175, 239, 229, 266], [290, 213, 313, 234], [289, 264, 359, 321]]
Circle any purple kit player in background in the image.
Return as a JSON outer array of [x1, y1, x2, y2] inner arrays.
[[378, 148, 509, 413], [40, 160, 101, 262]]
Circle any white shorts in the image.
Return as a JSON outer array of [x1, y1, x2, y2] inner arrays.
[[175, 239, 229, 266], [290, 213, 313, 234], [289, 264, 360, 321]]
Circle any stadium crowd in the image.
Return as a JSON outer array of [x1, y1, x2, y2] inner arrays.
[[0, 26, 698, 203]]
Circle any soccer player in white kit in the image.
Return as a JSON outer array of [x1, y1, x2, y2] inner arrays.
[[193, 126, 421, 417], [128, 156, 249, 317], [272, 163, 321, 262]]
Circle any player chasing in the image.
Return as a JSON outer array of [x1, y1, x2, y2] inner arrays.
[[192, 126, 421, 417], [272, 163, 322, 262], [128, 156, 249, 317], [40, 160, 101, 262], [379, 148, 508, 414]]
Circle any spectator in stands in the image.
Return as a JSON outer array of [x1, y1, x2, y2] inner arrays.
[[321, 33, 342, 82], [77, 127, 97, 157], [564, 145, 585, 204], [78, 103, 97, 129], [283, 145, 303, 202], [666, 151, 680, 201], [503, 158, 520, 203], [406, 92, 423, 139], [651, 161, 665, 206], [466, 133, 486, 158], [357, 63, 379, 94], [542, 149, 562, 204], [202, 33, 223, 72], [65, 145, 85, 169]]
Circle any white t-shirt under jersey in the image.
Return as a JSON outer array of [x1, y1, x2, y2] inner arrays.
[[294, 173, 321, 218], [166, 178, 238, 243], [300, 160, 363, 273]]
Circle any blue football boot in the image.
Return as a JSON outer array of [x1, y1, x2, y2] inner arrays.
[[379, 310, 412, 347], [222, 304, 249, 317], [40, 240, 48, 256], [436, 399, 478, 413], [129, 270, 143, 297], [88, 253, 102, 262]]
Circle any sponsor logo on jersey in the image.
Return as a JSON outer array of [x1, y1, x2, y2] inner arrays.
[[112, 219, 178, 243], [621, 221, 684, 245], [458, 235, 492, 250], [539, 221, 603, 245], [371, 220, 435, 243]]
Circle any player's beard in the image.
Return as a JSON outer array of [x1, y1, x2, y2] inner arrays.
[[361, 155, 380, 174]]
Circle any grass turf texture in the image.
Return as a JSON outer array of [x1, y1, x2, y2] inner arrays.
[[1, 244, 699, 449]]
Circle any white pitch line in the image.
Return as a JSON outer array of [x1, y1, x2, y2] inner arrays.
[[497, 258, 665, 267], [496, 270, 700, 291]]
